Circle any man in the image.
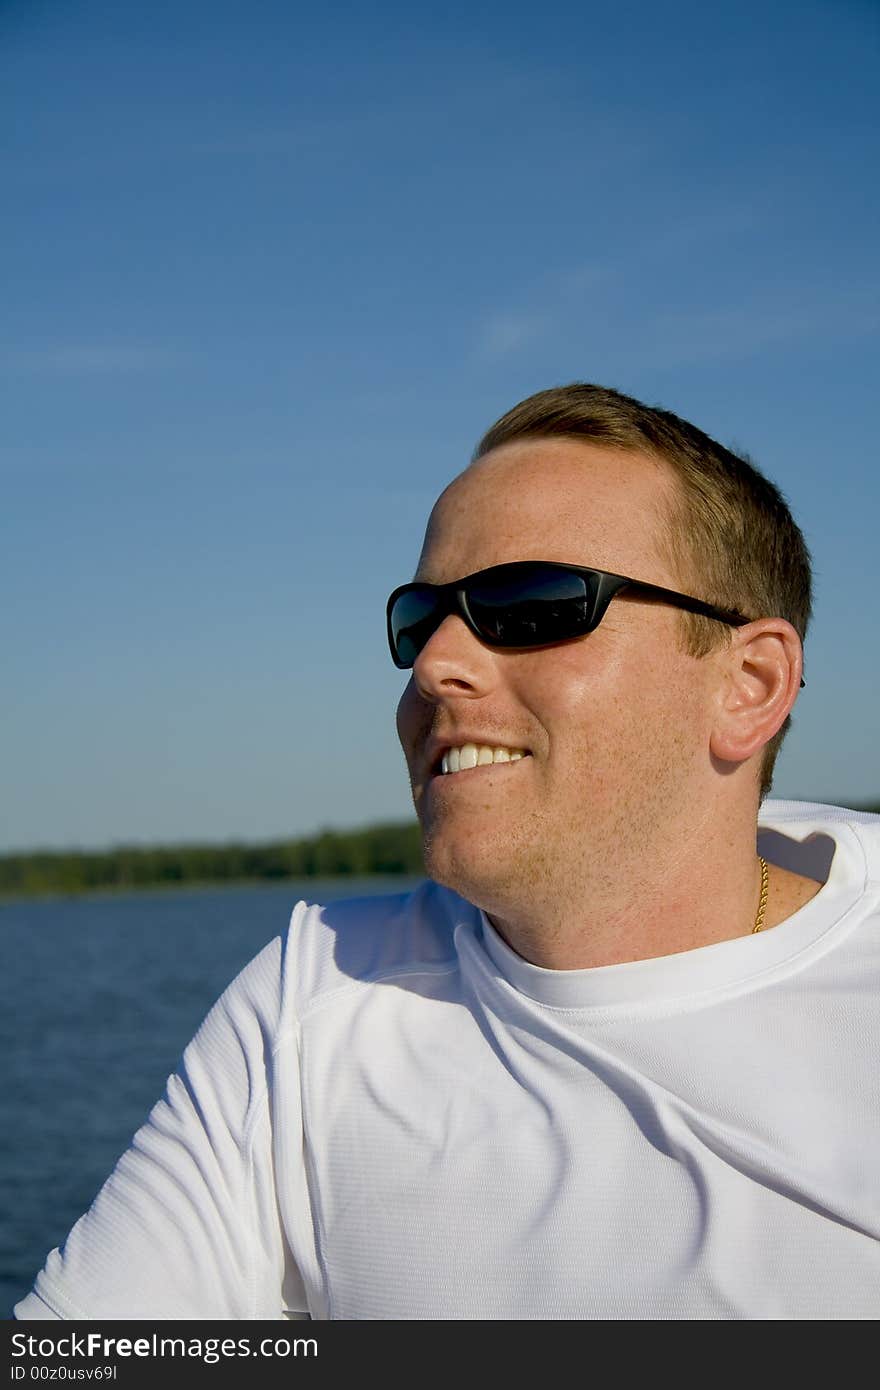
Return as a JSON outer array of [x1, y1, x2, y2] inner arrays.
[[16, 384, 880, 1320]]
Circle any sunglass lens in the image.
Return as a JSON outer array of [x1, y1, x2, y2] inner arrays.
[[468, 565, 593, 646], [390, 588, 444, 667]]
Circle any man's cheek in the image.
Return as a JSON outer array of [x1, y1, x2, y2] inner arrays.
[[395, 680, 421, 751]]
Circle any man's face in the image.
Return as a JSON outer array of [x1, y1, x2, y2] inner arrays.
[[395, 438, 720, 918]]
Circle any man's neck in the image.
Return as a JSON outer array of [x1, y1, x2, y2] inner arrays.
[[482, 842, 824, 971]]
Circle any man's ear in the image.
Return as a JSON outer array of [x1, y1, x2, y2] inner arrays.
[[709, 618, 804, 765]]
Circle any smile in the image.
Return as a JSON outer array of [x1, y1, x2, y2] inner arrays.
[[440, 743, 530, 775]]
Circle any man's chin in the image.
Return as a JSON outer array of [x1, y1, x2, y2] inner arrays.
[[420, 827, 516, 910]]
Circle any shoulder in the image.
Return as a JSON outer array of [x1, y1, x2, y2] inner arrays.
[[279, 879, 479, 1016], [758, 798, 880, 887], [760, 797, 880, 829], [184, 880, 477, 1067]]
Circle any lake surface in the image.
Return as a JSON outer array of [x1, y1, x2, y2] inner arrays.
[[0, 876, 421, 1315]]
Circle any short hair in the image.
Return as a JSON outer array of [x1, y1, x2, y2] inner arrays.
[[473, 383, 813, 800]]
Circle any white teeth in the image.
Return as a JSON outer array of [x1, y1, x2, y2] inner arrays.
[[459, 743, 478, 770], [439, 744, 528, 773]]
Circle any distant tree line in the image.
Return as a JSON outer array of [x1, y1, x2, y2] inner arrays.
[[0, 821, 426, 898], [3, 803, 878, 900]]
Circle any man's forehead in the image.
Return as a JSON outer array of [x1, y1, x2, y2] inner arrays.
[[437, 436, 670, 506], [418, 437, 676, 579]]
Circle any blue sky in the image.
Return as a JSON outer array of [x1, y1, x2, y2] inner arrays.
[[3, 0, 878, 853]]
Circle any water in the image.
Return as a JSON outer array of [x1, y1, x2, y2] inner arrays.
[[0, 876, 420, 1315]]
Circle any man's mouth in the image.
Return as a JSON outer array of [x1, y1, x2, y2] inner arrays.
[[438, 743, 530, 775]]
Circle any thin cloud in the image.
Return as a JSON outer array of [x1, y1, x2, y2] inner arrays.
[[472, 261, 878, 375], [188, 114, 396, 158], [476, 311, 549, 361], [643, 290, 879, 368], [559, 264, 619, 295], [472, 262, 613, 363], [1, 345, 180, 375]]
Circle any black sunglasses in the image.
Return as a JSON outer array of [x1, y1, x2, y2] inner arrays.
[[388, 560, 804, 680]]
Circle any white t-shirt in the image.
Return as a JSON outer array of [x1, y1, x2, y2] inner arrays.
[[15, 801, 880, 1321]]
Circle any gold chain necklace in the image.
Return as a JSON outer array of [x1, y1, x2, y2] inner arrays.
[[752, 856, 769, 934]]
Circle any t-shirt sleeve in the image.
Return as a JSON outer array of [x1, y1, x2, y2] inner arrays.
[[13, 934, 308, 1321]]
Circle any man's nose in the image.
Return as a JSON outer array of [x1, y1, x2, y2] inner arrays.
[[411, 613, 497, 701]]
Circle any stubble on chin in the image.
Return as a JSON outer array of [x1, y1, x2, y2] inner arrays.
[[419, 808, 556, 915], [418, 779, 658, 933]]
